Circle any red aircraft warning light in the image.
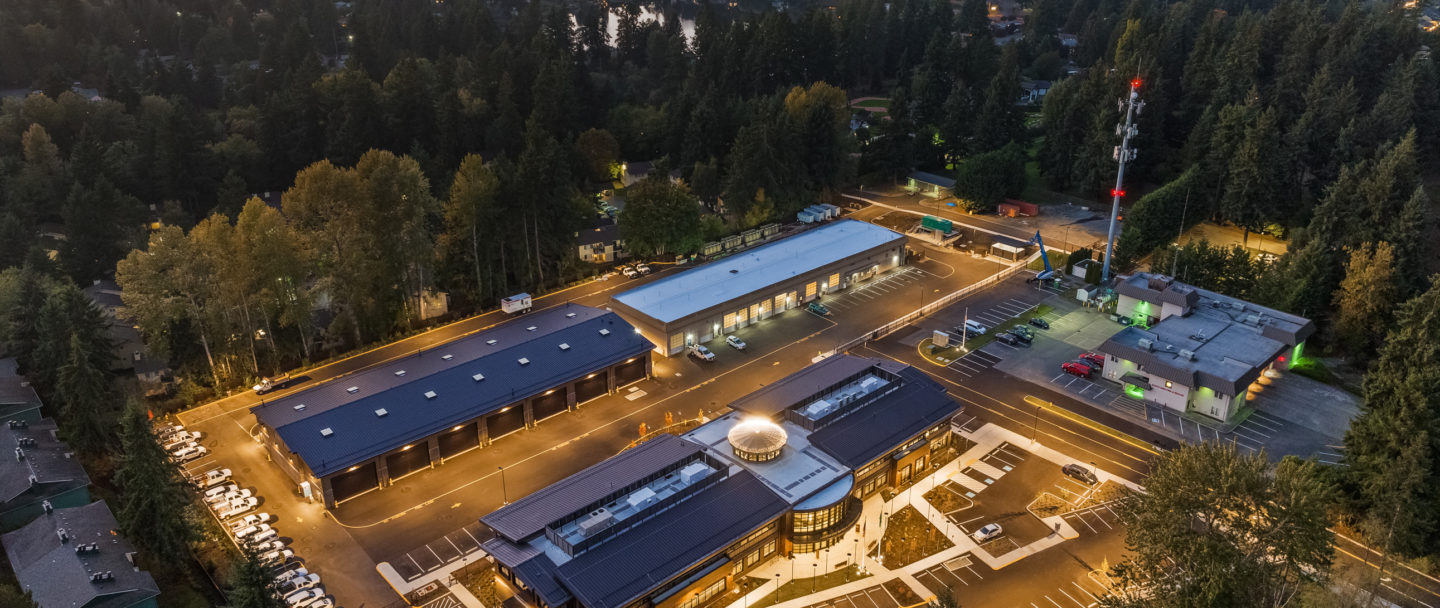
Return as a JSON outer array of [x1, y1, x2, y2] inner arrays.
[[1111, 188, 1127, 198], [1131, 77, 1142, 90]]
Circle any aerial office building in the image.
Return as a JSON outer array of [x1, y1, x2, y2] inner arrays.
[[481, 355, 960, 608], [252, 304, 654, 507], [1098, 273, 1315, 422], [610, 220, 907, 356]]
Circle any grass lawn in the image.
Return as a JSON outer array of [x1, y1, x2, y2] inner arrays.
[[961, 304, 1053, 351], [874, 506, 954, 569], [853, 98, 891, 110], [918, 337, 965, 365], [748, 565, 868, 608]]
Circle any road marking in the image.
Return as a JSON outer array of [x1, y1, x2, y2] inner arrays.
[[1073, 581, 1100, 603], [1057, 587, 1085, 607], [1046, 596, 1065, 608]]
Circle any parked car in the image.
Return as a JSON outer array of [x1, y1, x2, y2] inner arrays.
[[996, 332, 1021, 346], [635, 263, 652, 275], [300, 599, 333, 608], [168, 441, 199, 455], [1005, 330, 1031, 345], [250, 539, 287, 553], [217, 497, 259, 519], [293, 592, 330, 608], [1062, 464, 1099, 485], [971, 523, 1004, 543], [253, 374, 291, 394], [726, 335, 747, 350], [1061, 361, 1094, 379], [233, 523, 272, 541], [1028, 317, 1050, 330], [246, 528, 280, 546], [196, 468, 232, 488], [963, 320, 988, 335], [621, 266, 639, 278], [203, 484, 239, 501], [807, 301, 831, 315], [1010, 325, 1034, 341], [230, 513, 272, 532], [280, 573, 322, 594], [284, 588, 325, 607], [161, 431, 198, 450], [274, 566, 309, 584], [171, 445, 208, 462], [687, 344, 715, 361], [209, 489, 253, 505], [260, 548, 294, 568], [1080, 352, 1106, 368]]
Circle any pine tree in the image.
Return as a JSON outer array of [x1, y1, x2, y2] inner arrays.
[[972, 45, 1025, 152], [55, 333, 114, 454], [114, 400, 197, 559], [1219, 108, 1284, 242], [1342, 278, 1440, 558], [228, 549, 286, 608], [1331, 242, 1397, 356]]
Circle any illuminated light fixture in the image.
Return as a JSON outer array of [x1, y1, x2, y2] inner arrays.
[[634, 328, 641, 334], [626, 357, 637, 364], [347, 465, 358, 472], [402, 444, 413, 451], [500, 406, 513, 413], [1111, 188, 1126, 198], [452, 425, 465, 431], [587, 373, 597, 379], [545, 389, 556, 395], [1131, 77, 1143, 89]]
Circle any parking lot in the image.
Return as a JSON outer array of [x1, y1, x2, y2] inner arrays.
[[946, 443, 1060, 549], [800, 584, 905, 608]]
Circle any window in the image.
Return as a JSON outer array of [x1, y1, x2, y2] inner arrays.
[[899, 464, 912, 483], [678, 579, 726, 608], [915, 455, 927, 471], [862, 475, 883, 496], [762, 539, 776, 557], [731, 562, 743, 576], [732, 522, 777, 551], [930, 437, 946, 453], [745, 549, 759, 566]]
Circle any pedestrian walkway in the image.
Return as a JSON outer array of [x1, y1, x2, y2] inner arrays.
[[717, 424, 1142, 608]]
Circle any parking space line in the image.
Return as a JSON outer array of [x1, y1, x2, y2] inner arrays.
[[1057, 587, 1086, 607], [1047, 596, 1066, 608], [1073, 581, 1100, 603], [1083, 511, 1112, 530], [1066, 514, 1096, 534], [1243, 416, 1282, 432], [1235, 423, 1272, 439], [1249, 410, 1285, 424]]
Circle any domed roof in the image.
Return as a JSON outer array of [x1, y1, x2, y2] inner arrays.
[[727, 419, 787, 461]]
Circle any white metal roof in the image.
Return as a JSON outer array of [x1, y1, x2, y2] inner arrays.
[[612, 220, 904, 323]]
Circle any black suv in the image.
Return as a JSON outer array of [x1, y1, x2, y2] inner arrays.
[[996, 332, 1023, 346], [1028, 317, 1051, 330]]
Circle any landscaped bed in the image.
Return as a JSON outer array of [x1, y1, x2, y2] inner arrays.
[[874, 506, 954, 568], [923, 481, 973, 514], [883, 578, 925, 606], [748, 565, 868, 608]]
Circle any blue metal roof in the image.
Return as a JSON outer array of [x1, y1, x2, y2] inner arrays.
[[252, 304, 653, 477], [807, 367, 958, 468], [554, 471, 787, 608]]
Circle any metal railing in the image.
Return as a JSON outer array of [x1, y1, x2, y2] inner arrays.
[[829, 250, 1044, 357]]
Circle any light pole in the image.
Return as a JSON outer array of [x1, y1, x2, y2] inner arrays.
[[825, 548, 830, 573], [775, 574, 781, 602], [498, 466, 508, 504], [811, 563, 818, 592], [1101, 77, 1145, 285], [846, 552, 852, 580]]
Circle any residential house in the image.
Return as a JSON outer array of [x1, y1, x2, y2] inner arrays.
[[2, 501, 159, 608], [1, 418, 91, 529]]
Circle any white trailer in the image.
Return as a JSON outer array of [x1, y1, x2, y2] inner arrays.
[[502, 293, 532, 314]]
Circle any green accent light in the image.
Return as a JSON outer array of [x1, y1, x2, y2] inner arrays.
[[1292, 341, 1304, 363], [1124, 383, 1145, 399], [1132, 300, 1152, 329]]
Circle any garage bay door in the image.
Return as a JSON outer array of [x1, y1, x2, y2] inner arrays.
[[575, 371, 608, 403], [330, 462, 379, 504], [386, 446, 431, 480], [487, 406, 525, 440], [437, 423, 479, 458], [532, 391, 568, 422], [615, 358, 646, 386]]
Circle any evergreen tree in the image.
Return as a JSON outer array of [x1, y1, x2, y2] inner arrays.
[[1219, 108, 1284, 242], [114, 400, 197, 558], [972, 45, 1025, 152], [228, 548, 286, 608], [1342, 278, 1440, 558], [1331, 242, 1397, 356], [54, 332, 114, 454], [619, 177, 703, 257]]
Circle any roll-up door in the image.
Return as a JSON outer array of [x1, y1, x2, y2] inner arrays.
[[829, 273, 841, 291], [723, 312, 737, 332], [437, 423, 479, 459], [615, 358, 646, 386], [330, 463, 379, 504], [386, 446, 431, 481], [575, 371, 608, 403], [532, 391, 568, 422], [487, 405, 525, 440], [736, 308, 748, 327], [806, 281, 818, 300]]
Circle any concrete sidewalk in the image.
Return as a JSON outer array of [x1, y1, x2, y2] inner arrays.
[[717, 423, 1139, 608]]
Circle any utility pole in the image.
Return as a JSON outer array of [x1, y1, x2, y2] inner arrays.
[[1101, 77, 1145, 285]]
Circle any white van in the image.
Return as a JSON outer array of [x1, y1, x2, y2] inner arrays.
[[280, 573, 321, 594], [963, 320, 988, 336]]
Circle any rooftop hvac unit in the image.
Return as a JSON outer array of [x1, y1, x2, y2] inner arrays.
[[28, 474, 38, 485], [1137, 338, 1154, 351], [1178, 349, 1196, 361], [75, 543, 99, 554], [625, 487, 657, 509], [41, 500, 52, 514], [7, 420, 25, 429], [14, 447, 22, 462], [1231, 302, 1245, 310], [424, 391, 438, 400], [18, 437, 36, 447], [319, 428, 334, 437], [578, 509, 614, 536], [56, 528, 68, 543], [679, 462, 710, 484]]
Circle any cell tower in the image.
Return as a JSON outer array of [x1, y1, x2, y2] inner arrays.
[[1101, 77, 1144, 285]]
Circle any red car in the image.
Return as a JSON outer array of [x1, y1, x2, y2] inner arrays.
[[1080, 353, 1106, 368], [1062, 361, 1094, 379]]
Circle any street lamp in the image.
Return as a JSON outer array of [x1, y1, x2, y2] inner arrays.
[[824, 548, 830, 572], [811, 563, 818, 592], [846, 552, 852, 580], [498, 465, 508, 504], [774, 574, 781, 601]]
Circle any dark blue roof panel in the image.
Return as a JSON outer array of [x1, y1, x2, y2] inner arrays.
[[808, 368, 958, 468], [252, 304, 653, 477], [555, 471, 787, 608]]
